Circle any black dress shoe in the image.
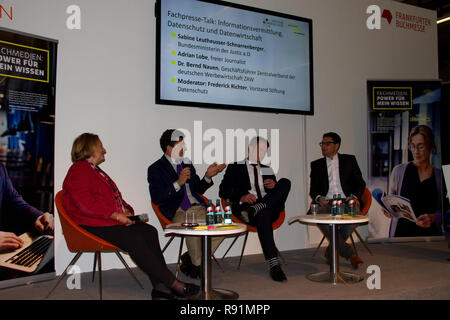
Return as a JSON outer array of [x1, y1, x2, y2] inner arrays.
[[240, 211, 250, 223], [189, 265, 201, 279], [180, 252, 201, 279], [180, 262, 201, 279], [270, 264, 287, 282], [180, 252, 192, 265], [171, 283, 200, 299], [180, 252, 194, 276], [151, 289, 177, 300]]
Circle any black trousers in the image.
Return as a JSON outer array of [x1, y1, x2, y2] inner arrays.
[[239, 178, 291, 260], [317, 224, 356, 259], [314, 201, 360, 259], [82, 222, 176, 289]]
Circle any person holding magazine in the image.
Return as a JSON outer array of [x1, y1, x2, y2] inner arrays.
[[384, 125, 443, 237]]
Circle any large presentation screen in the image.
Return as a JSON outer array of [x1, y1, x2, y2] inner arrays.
[[156, 0, 314, 115]]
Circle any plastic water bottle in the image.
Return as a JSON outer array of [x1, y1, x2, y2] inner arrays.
[[347, 194, 355, 215], [214, 199, 223, 224], [331, 194, 338, 216], [224, 199, 233, 225], [206, 200, 215, 225], [337, 194, 343, 215]]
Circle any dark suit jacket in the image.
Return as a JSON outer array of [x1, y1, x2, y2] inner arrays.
[[147, 155, 213, 220], [0, 163, 42, 233], [219, 161, 277, 214], [309, 154, 366, 201]]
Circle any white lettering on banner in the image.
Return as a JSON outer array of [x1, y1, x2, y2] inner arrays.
[[66, 5, 81, 30], [366, 5, 381, 30]]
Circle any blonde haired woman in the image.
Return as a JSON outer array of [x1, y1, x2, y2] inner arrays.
[[387, 125, 443, 237], [62, 133, 199, 300]]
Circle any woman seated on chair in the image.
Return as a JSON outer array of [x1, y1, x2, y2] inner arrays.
[[62, 133, 199, 300]]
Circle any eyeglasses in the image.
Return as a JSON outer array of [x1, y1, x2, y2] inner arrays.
[[409, 144, 426, 152], [319, 142, 335, 147]]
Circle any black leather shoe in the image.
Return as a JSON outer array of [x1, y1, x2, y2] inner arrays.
[[180, 262, 201, 279], [151, 289, 177, 300], [180, 252, 200, 279], [247, 206, 257, 220], [180, 252, 192, 265], [240, 207, 257, 224], [270, 264, 287, 282], [240, 211, 250, 223], [171, 283, 200, 299], [190, 265, 201, 279]]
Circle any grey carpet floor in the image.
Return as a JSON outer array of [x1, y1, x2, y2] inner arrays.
[[0, 240, 449, 300]]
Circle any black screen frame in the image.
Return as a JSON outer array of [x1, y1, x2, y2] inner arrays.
[[155, 0, 314, 115]]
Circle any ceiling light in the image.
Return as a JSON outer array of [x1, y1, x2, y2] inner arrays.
[[437, 16, 450, 24]]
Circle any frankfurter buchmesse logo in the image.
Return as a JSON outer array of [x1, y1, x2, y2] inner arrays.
[[366, 5, 432, 32]]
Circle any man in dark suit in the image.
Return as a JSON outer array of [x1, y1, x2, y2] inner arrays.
[[147, 129, 225, 278], [219, 136, 290, 282], [309, 132, 366, 269]]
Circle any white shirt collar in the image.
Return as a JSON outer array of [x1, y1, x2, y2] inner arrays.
[[165, 154, 182, 165], [326, 153, 339, 162]]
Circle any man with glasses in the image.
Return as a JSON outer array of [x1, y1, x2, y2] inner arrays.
[[309, 132, 366, 269]]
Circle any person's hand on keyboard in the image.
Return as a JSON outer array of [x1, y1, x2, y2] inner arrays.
[[0, 231, 23, 252]]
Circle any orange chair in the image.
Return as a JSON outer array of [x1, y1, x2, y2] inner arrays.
[[350, 188, 373, 255], [151, 201, 185, 278], [46, 191, 144, 300], [312, 188, 373, 257], [151, 194, 223, 278], [220, 198, 286, 269]]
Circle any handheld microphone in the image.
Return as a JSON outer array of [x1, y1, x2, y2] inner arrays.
[[181, 158, 191, 182], [181, 157, 191, 169]]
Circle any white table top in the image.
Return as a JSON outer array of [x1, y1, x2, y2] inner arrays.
[[288, 214, 369, 225], [165, 223, 247, 236]]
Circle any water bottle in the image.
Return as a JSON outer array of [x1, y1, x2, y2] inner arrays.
[[214, 199, 223, 224], [206, 200, 215, 225], [224, 199, 233, 225], [347, 194, 355, 216], [337, 194, 343, 215], [331, 194, 338, 216]]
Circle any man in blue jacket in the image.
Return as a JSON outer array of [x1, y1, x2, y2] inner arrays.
[[147, 129, 225, 278]]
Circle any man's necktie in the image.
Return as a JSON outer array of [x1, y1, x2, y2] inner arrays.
[[251, 164, 263, 200], [177, 164, 191, 211]]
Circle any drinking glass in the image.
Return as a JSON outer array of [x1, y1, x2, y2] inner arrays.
[[311, 204, 319, 216]]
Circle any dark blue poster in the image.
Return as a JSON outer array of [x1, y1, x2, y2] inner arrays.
[[0, 27, 57, 286]]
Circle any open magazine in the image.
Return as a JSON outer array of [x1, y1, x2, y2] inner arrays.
[[372, 188, 417, 222]]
